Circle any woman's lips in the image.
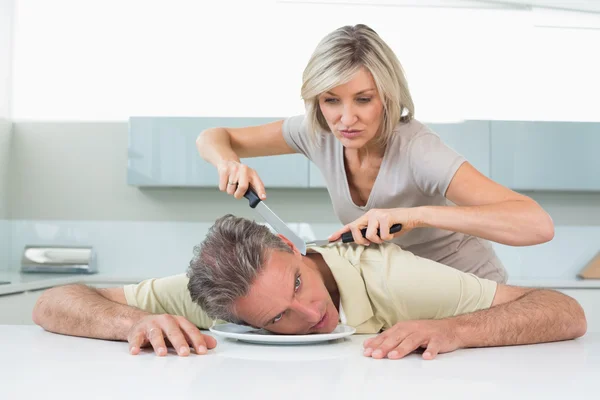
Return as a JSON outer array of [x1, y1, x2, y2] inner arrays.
[[339, 130, 362, 139]]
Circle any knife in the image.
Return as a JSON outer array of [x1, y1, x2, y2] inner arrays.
[[244, 188, 308, 255], [305, 224, 402, 247], [243, 187, 402, 253]]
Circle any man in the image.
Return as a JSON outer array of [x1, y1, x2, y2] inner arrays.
[[33, 215, 586, 360]]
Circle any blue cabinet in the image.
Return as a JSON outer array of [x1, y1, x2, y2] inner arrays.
[[128, 117, 310, 187], [309, 162, 327, 188], [427, 121, 491, 177], [490, 121, 600, 191]]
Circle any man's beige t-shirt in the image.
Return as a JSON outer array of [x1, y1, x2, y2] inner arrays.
[[282, 115, 507, 283], [124, 243, 497, 334]]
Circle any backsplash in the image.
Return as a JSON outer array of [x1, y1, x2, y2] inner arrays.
[[6, 220, 600, 283]]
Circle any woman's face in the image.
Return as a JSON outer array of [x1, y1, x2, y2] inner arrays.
[[318, 67, 385, 150]]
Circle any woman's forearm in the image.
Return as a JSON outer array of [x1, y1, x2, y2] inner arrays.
[[417, 200, 555, 246], [196, 127, 240, 166]]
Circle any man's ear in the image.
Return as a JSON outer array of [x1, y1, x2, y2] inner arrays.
[[276, 233, 301, 256]]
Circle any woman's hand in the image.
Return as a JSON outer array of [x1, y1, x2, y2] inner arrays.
[[216, 160, 266, 200], [328, 208, 423, 245]]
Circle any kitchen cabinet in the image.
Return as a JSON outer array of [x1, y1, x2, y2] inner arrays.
[[490, 121, 600, 191], [128, 117, 310, 188], [309, 162, 327, 188], [427, 120, 491, 177]]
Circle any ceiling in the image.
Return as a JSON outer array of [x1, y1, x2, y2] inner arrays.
[[280, 0, 600, 13], [475, 1, 600, 13]]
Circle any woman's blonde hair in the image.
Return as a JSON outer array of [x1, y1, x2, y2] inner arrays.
[[301, 24, 414, 146]]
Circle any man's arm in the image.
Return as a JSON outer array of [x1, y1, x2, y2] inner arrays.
[[33, 284, 216, 356], [453, 285, 587, 348], [363, 285, 587, 360]]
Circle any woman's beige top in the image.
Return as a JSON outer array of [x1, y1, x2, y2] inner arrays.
[[282, 115, 507, 283]]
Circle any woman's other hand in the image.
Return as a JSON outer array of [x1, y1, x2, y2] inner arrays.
[[328, 208, 423, 245]]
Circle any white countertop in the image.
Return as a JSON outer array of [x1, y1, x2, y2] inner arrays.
[[2, 325, 598, 400]]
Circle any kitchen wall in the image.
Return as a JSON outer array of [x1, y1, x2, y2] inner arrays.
[[0, 0, 14, 271], [4, 1, 600, 280]]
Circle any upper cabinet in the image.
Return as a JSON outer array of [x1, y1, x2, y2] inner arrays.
[[129, 117, 600, 192], [427, 121, 491, 177], [128, 117, 310, 188], [490, 121, 600, 191]]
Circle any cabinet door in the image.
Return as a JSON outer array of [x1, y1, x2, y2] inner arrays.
[[128, 117, 310, 188], [426, 121, 491, 177], [309, 162, 327, 188], [490, 121, 600, 191]]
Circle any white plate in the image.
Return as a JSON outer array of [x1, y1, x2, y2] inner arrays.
[[209, 323, 356, 345]]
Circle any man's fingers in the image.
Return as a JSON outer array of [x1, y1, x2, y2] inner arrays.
[[160, 318, 191, 356], [372, 332, 416, 359], [387, 333, 424, 359], [363, 332, 390, 357], [423, 339, 441, 360], [178, 318, 214, 355], [128, 330, 146, 355], [147, 325, 168, 356]]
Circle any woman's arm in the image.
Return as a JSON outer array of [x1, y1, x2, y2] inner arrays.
[[418, 162, 555, 246]]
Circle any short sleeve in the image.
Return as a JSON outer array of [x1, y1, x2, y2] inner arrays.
[[381, 245, 497, 321], [123, 274, 214, 329], [281, 114, 312, 159], [408, 132, 466, 197]]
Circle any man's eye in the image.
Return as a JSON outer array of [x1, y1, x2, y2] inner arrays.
[[272, 313, 283, 324], [295, 275, 302, 291]]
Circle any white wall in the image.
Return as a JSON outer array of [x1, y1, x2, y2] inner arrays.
[[0, 0, 14, 271], [11, 0, 600, 122], [4, 1, 600, 278]]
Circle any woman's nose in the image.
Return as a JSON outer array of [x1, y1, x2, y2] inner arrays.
[[340, 105, 357, 126]]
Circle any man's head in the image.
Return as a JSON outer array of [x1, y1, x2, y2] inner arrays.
[[187, 215, 339, 334]]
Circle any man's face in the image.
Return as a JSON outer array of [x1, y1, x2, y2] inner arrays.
[[234, 246, 339, 335]]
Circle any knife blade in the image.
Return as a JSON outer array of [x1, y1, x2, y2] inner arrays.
[[305, 224, 402, 247], [243, 188, 308, 255]]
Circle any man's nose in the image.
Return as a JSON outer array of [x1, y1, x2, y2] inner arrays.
[[290, 300, 322, 324]]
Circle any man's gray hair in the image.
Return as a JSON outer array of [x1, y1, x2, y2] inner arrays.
[[187, 214, 293, 324]]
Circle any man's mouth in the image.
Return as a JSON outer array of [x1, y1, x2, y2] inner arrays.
[[312, 312, 328, 330]]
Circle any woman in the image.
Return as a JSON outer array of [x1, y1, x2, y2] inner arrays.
[[196, 24, 554, 283]]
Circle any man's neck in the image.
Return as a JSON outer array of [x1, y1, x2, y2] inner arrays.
[[305, 253, 340, 309]]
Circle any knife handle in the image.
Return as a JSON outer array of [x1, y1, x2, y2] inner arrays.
[[341, 223, 403, 243], [243, 187, 261, 209]]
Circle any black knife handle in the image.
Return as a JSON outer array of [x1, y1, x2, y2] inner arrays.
[[243, 187, 261, 209], [341, 223, 402, 243]]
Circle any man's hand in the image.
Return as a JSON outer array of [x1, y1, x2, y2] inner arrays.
[[128, 314, 217, 357], [363, 320, 462, 360]]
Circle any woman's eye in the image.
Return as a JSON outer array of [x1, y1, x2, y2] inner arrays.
[[272, 313, 283, 324], [295, 275, 302, 291], [324, 98, 338, 103], [357, 97, 371, 103]]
